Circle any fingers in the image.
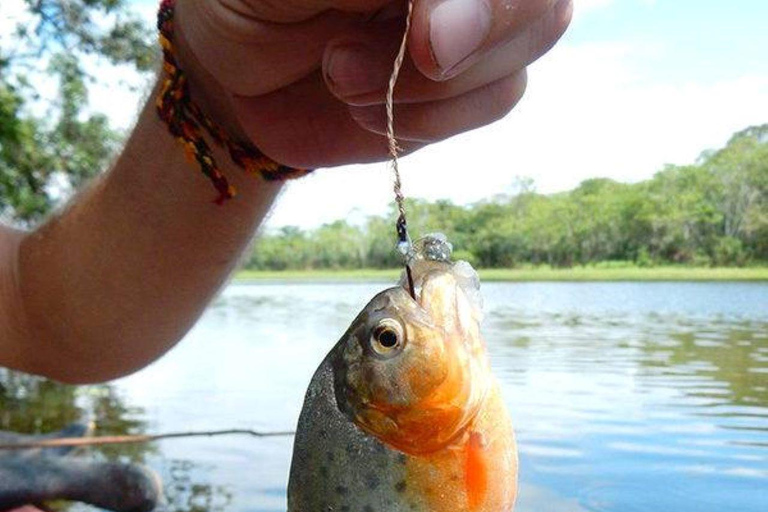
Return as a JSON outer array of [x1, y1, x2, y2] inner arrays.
[[349, 71, 527, 142], [181, 0, 571, 98], [231, 72, 426, 168], [323, 5, 565, 106], [177, 1, 358, 96], [409, 0, 573, 80], [184, 0, 569, 168], [231, 69, 525, 169]]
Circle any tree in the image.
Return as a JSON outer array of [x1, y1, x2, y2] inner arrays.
[[702, 125, 768, 261], [0, 0, 154, 225]]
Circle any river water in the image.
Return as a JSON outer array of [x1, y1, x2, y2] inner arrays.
[[2, 281, 767, 512]]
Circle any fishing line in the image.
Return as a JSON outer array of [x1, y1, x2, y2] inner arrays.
[[387, 0, 416, 299]]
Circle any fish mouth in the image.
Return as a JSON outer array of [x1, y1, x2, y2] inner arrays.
[[401, 259, 484, 325], [413, 262, 491, 453]]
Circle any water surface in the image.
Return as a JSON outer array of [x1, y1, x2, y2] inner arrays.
[[2, 281, 766, 512]]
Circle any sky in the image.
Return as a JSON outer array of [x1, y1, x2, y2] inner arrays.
[[3, 0, 768, 229]]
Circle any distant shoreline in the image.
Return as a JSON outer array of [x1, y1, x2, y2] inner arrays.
[[234, 266, 768, 282]]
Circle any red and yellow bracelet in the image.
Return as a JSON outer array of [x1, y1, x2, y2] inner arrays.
[[156, 0, 311, 204]]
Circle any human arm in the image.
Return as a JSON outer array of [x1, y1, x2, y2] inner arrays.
[[0, 0, 572, 383], [0, 84, 283, 383]]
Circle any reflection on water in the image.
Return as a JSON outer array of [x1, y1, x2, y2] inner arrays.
[[2, 282, 767, 512], [481, 283, 767, 512], [0, 374, 148, 463], [0, 373, 232, 512]]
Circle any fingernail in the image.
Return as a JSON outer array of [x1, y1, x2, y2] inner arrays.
[[326, 44, 389, 98], [430, 0, 492, 77]]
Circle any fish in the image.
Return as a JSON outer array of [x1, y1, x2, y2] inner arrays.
[[287, 238, 517, 512]]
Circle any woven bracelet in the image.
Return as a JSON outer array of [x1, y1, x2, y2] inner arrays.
[[156, 0, 311, 204]]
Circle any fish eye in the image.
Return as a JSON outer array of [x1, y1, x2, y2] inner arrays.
[[370, 319, 405, 357]]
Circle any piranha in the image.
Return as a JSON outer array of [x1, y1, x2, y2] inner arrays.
[[288, 236, 517, 512]]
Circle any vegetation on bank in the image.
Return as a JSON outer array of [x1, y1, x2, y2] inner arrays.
[[235, 265, 768, 282], [246, 124, 767, 271]]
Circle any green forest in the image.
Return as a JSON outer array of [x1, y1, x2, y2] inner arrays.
[[247, 124, 768, 270]]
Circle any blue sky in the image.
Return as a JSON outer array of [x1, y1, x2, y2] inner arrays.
[[4, 0, 765, 228], [571, 1, 768, 84]]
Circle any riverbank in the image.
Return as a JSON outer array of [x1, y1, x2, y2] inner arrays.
[[234, 266, 768, 282]]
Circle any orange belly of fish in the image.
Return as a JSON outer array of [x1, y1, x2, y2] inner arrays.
[[402, 385, 518, 511], [465, 431, 489, 509]]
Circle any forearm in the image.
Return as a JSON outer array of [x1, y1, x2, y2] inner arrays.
[[10, 79, 282, 383]]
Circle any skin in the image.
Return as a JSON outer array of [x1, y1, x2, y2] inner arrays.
[[0, 0, 571, 384], [288, 264, 517, 511]]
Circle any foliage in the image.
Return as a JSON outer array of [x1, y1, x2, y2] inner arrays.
[[246, 125, 768, 270], [0, 0, 153, 225]]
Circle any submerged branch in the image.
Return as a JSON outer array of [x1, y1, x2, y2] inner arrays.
[[0, 428, 295, 451]]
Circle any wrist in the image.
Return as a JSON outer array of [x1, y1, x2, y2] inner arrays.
[[155, 0, 311, 203], [172, 1, 249, 145]]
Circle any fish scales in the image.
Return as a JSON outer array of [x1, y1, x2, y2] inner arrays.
[[288, 355, 418, 511], [288, 247, 517, 512]]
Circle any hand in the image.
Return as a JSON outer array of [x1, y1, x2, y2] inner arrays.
[[174, 0, 572, 169]]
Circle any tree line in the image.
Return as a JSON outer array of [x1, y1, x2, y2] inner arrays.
[[247, 124, 767, 270]]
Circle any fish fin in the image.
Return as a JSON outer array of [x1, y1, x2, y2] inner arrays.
[[465, 431, 489, 510]]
